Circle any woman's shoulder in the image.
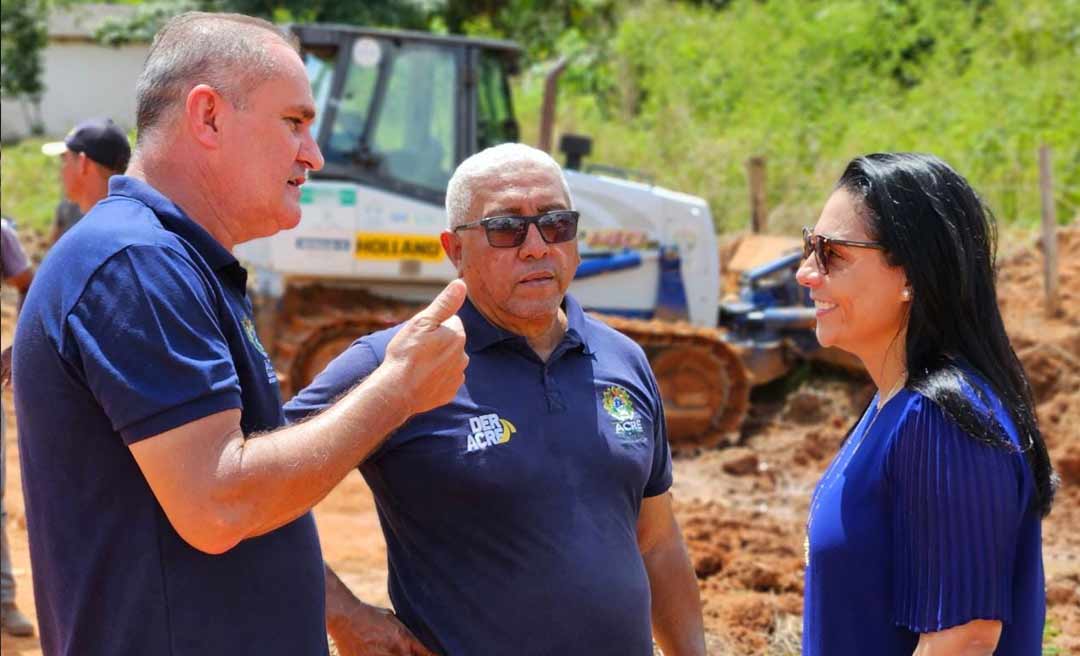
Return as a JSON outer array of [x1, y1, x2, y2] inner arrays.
[[884, 378, 1027, 487], [893, 367, 1021, 445]]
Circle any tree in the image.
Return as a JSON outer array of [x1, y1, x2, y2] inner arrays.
[[92, 0, 433, 46], [1, 0, 48, 134]]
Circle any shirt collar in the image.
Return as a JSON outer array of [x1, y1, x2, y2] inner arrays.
[[108, 176, 239, 274], [460, 292, 593, 356]]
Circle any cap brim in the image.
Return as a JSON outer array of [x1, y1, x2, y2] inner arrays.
[[41, 142, 68, 156]]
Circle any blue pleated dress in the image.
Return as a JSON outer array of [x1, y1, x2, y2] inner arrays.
[[802, 378, 1045, 655]]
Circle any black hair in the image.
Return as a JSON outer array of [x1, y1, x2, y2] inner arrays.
[[837, 152, 1056, 517]]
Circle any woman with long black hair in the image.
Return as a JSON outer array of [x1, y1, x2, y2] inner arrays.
[[797, 153, 1055, 655]]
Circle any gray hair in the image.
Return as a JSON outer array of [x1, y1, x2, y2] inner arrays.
[[134, 12, 297, 143], [445, 143, 572, 229]]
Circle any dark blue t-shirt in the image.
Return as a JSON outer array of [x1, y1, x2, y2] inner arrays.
[[285, 295, 672, 655], [803, 376, 1044, 655], [14, 177, 327, 656]]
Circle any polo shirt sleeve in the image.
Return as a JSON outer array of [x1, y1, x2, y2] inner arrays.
[[64, 245, 242, 444], [283, 339, 381, 424], [886, 396, 1022, 633], [642, 365, 673, 497]]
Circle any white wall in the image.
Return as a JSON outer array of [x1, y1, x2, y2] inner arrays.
[[1, 42, 148, 141]]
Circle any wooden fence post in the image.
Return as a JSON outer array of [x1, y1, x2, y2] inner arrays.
[[1038, 144, 1060, 318], [537, 57, 569, 155], [747, 156, 767, 233]]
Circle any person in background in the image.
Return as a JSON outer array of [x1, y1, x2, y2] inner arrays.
[[797, 152, 1055, 655], [1, 216, 35, 637], [48, 200, 82, 247], [41, 118, 131, 244]]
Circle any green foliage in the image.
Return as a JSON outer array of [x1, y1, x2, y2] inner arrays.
[[93, 0, 204, 45], [522, 0, 1080, 233], [0, 138, 64, 234], [0, 0, 47, 133], [1043, 615, 1062, 654], [448, 0, 619, 61], [89, 0, 435, 46], [0, 0, 47, 98], [19, 0, 1079, 236]]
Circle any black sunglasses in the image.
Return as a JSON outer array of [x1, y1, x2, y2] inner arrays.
[[453, 210, 580, 248], [802, 226, 885, 274]]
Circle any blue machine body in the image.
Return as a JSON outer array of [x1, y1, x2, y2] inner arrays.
[[574, 244, 824, 385]]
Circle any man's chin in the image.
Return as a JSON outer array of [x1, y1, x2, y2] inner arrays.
[[232, 214, 300, 246], [505, 296, 563, 321], [280, 206, 303, 230], [266, 210, 302, 236]]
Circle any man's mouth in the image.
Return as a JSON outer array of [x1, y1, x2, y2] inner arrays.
[[519, 271, 555, 285]]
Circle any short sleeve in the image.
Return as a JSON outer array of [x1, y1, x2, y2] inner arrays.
[[642, 365, 673, 498], [283, 339, 381, 424], [887, 396, 1023, 632], [65, 245, 241, 443]]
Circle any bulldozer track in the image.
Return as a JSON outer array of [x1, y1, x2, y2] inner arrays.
[[592, 314, 751, 450], [269, 285, 751, 449], [271, 286, 423, 399]]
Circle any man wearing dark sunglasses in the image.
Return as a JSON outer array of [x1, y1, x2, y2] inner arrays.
[[286, 143, 705, 656]]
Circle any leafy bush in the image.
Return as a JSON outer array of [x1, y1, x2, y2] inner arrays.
[[0, 137, 62, 234], [514, 0, 1080, 233]]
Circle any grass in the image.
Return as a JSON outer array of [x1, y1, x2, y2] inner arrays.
[[517, 0, 1080, 236], [1043, 616, 1063, 655], [1, 137, 64, 235]]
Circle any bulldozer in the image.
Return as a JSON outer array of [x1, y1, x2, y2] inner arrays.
[[238, 23, 820, 449]]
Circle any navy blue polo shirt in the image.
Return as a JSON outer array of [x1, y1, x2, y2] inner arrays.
[[14, 177, 327, 656], [285, 295, 672, 655]]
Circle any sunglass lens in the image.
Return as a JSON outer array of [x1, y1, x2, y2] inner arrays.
[[485, 216, 527, 247], [816, 239, 830, 274], [802, 228, 829, 274], [539, 211, 578, 244]]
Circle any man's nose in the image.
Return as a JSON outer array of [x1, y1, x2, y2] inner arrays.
[[518, 222, 549, 259], [300, 128, 324, 172]]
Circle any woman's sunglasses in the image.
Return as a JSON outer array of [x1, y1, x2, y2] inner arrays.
[[453, 210, 580, 248], [802, 226, 884, 274]]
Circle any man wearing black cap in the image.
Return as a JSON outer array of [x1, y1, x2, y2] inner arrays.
[[41, 118, 131, 243]]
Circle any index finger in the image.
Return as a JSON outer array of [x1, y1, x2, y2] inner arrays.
[[414, 279, 467, 325]]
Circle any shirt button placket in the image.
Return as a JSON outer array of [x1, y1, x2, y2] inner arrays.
[[542, 363, 565, 413]]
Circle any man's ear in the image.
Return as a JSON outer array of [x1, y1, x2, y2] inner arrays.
[[185, 84, 228, 149], [441, 230, 463, 271], [76, 152, 92, 175]]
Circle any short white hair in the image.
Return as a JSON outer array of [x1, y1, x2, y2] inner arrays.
[[445, 143, 572, 229]]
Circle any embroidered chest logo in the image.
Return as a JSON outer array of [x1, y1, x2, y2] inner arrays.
[[241, 318, 269, 357], [241, 317, 277, 383], [602, 386, 645, 441], [466, 413, 517, 453]]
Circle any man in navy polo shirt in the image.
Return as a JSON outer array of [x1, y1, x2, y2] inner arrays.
[[13, 12, 467, 656], [286, 144, 706, 656]]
